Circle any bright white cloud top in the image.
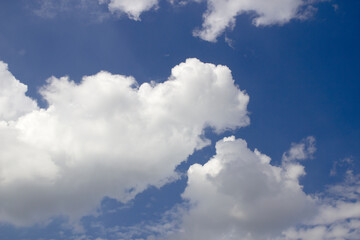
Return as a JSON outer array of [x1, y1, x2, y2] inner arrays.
[[0, 58, 249, 226]]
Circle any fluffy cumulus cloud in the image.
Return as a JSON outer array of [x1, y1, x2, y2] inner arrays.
[[0, 58, 249, 226], [2, 58, 358, 239], [155, 136, 359, 240], [106, 0, 159, 20], [172, 136, 316, 240], [88, 136, 360, 240]]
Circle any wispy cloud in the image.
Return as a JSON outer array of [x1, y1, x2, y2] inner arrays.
[[31, 0, 110, 21]]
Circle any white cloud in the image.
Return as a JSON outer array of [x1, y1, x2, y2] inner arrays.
[[0, 62, 37, 121], [192, 0, 317, 42], [172, 136, 316, 240], [282, 135, 316, 162], [32, 0, 320, 41], [0, 58, 249, 226], [107, 0, 159, 20], [283, 171, 360, 239], [330, 157, 354, 176], [97, 0, 318, 41], [166, 135, 360, 240]]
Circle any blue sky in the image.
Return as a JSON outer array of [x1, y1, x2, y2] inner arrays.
[[0, 0, 359, 239]]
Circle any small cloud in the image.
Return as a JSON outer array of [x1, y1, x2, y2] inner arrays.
[[18, 49, 26, 56], [31, 0, 110, 22], [330, 157, 354, 176], [332, 4, 339, 11], [297, 5, 318, 21], [168, 0, 188, 6], [107, 0, 160, 21], [224, 35, 235, 49], [282, 136, 316, 162], [98, 0, 109, 5]]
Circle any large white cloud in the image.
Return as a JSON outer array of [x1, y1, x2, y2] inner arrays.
[[0, 58, 249, 226], [173, 136, 317, 240]]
